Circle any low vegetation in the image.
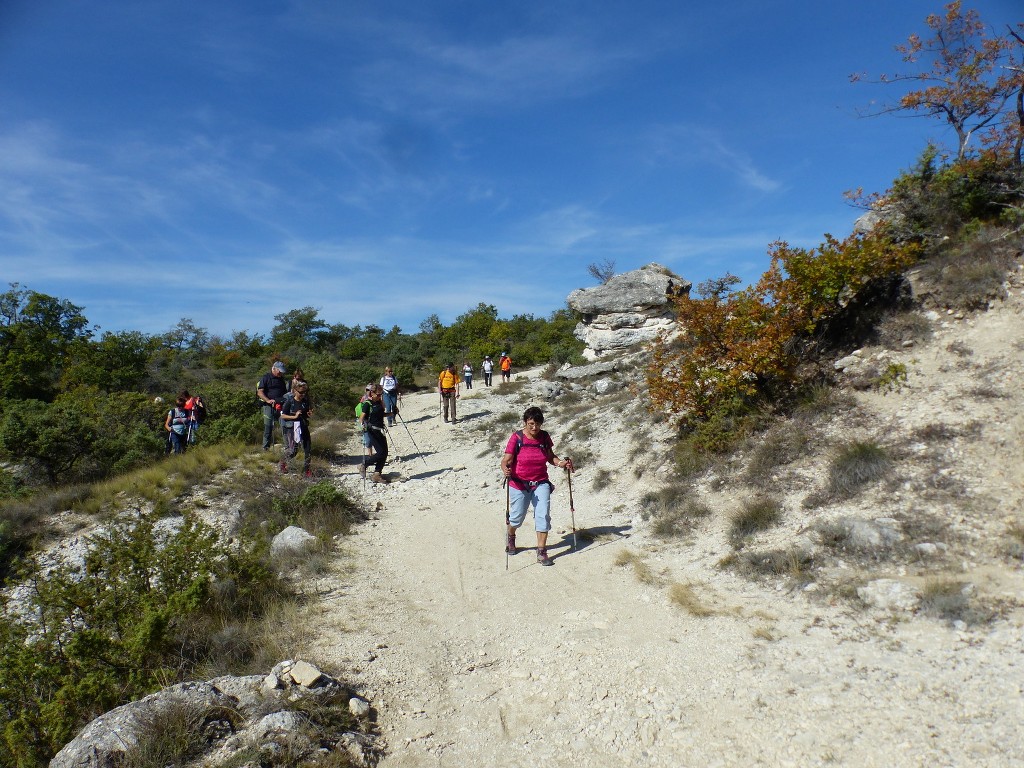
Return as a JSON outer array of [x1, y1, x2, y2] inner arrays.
[[729, 497, 784, 548], [826, 441, 893, 499], [0, 442, 368, 768], [640, 486, 712, 539], [667, 582, 716, 617], [614, 549, 659, 585]]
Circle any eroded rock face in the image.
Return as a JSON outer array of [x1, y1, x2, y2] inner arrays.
[[568, 263, 689, 359], [49, 662, 382, 768]]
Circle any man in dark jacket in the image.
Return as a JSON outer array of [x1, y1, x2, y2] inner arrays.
[[257, 361, 289, 450]]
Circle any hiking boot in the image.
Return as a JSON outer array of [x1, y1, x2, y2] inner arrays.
[[371, 472, 389, 484], [537, 548, 553, 566], [359, 462, 367, 480], [279, 461, 287, 473], [505, 533, 517, 555]]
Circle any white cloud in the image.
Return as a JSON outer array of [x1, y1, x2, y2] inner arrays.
[[646, 124, 782, 193]]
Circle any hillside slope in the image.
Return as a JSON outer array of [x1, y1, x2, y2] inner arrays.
[[307, 262, 1023, 767]]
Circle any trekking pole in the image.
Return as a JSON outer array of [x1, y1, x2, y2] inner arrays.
[[395, 412, 428, 467], [383, 425, 401, 461], [566, 465, 577, 552], [504, 479, 510, 571]]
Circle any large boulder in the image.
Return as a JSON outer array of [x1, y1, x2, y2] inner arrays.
[[568, 263, 689, 359], [49, 662, 383, 768]]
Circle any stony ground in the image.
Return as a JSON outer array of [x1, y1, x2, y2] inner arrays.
[[302, 265, 1024, 767]]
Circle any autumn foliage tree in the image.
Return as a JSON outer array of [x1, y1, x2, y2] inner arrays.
[[647, 233, 921, 427], [852, 2, 1019, 162]]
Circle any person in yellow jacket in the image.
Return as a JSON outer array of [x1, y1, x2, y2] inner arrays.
[[438, 362, 461, 423]]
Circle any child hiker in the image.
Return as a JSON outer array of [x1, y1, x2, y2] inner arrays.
[[280, 383, 312, 476]]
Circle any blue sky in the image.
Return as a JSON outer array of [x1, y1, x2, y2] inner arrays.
[[0, 0, 1019, 339]]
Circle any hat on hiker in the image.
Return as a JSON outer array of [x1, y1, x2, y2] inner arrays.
[[365, 383, 373, 391], [272, 361, 286, 373], [485, 355, 490, 359]]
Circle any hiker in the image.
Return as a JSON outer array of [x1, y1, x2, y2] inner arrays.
[[164, 394, 190, 455], [501, 406, 573, 566], [359, 383, 389, 484], [380, 366, 400, 427], [438, 362, 461, 423], [356, 384, 375, 459], [289, 367, 311, 403], [280, 383, 312, 476], [462, 360, 474, 390], [185, 392, 207, 445], [257, 361, 289, 450], [499, 352, 512, 382], [481, 355, 494, 387]]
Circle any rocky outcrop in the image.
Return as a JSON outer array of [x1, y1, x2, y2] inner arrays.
[[567, 263, 689, 359], [49, 661, 381, 768]]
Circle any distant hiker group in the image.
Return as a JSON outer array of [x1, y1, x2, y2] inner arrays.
[[478, 352, 511, 387]]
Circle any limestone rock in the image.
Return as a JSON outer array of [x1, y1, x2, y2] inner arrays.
[[567, 263, 689, 359], [857, 579, 920, 611], [349, 696, 371, 717], [287, 660, 325, 687], [50, 682, 239, 768], [270, 525, 319, 558]]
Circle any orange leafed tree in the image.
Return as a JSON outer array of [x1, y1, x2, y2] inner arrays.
[[647, 233, 921, 425], [852, 2, 1016, 161]]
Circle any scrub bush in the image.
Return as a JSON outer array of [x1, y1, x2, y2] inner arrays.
[[0, 511, 280, 767], [648, 232, 920, 428]]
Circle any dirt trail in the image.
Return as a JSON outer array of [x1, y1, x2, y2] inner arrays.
[[309, 320, 1023, 767]]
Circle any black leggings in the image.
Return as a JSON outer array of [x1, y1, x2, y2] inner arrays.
[[364, 429, 388, 473]]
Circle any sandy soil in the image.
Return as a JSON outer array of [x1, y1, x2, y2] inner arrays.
[[307, 272, 1024, 768]]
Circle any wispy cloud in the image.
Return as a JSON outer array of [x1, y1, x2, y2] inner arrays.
[[645, 124, 782, 193]]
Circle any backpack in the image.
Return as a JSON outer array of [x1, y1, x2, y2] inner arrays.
[[191, 397, 208, 423], [169, 407, 189, 434], [355, 401, 370, 419], [509, 429, 551, 459]]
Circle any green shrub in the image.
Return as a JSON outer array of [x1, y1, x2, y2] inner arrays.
[[875, 362, 909, 393], [0, 511, 279, 767], [884, 148, 1023, 239]]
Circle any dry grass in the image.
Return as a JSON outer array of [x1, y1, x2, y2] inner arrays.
[[919, 578, 995, 626], [120, 697, 237, 768], [729, 497, 783, 548], [826, 441, 892, 499], [1001, 520, 1024, 561], [77, 443, 251, 516], [743, 422, 811, 487], [946, 339, 974, 357], [591, 468, 614, 491], [641, 486, 712, 539], [613, 549, 659, 585], [668, 582, 715, 617]]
